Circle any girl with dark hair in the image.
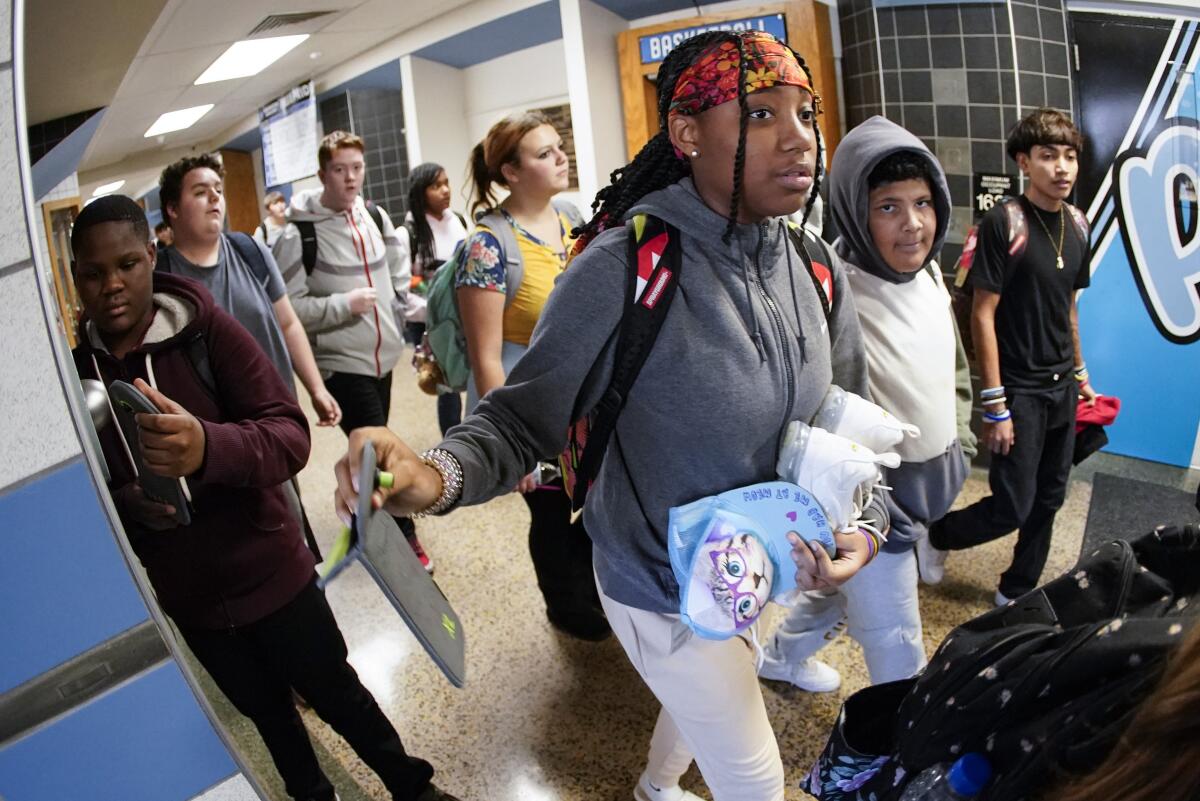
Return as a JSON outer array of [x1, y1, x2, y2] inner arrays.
[[402, 162, 467, 434], [336, 31, 875, 800]]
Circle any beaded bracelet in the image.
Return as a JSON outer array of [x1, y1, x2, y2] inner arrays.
[[983, 408, 1013, 423], [410, 448, 463, 519]]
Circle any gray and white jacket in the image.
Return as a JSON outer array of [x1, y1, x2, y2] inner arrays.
[[274, 191, 410, 378]]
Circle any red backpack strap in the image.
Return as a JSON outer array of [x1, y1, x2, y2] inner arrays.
[[954, 197, 1026, 288], [1001, 195, 1028, 257], [1065, 202, 1090, 246], [560, 213, 682, 517]]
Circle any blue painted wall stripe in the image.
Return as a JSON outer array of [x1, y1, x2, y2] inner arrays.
[[0, 459, 149, 692], [0, 662, 237, 801]]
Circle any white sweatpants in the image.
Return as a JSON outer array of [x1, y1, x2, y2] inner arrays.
[[598, 584, 786, 801], [766, 547, 926, 684]]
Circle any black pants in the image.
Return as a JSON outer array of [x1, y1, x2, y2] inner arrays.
[[931, 383, 1077, 597], [180, 581, 433, 801], [521, 477, 601, 617], [324, 371, 417, 540]]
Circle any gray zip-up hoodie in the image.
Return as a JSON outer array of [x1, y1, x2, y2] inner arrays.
[[275, 190, 410, 378], [439, 178, 869, 613], [828, 116, 976, 551]]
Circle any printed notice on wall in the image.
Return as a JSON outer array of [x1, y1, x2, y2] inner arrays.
[[973, 173, 1016, 219], [260, 82, 318, 187]]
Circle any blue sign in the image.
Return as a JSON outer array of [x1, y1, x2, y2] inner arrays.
[[638, 15, 787, 65]]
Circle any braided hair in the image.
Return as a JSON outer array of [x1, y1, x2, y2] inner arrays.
[[574, 31, 824, 251], [406, 162, 446, 268]]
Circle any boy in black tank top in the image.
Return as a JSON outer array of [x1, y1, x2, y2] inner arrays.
[[920, 109, 1099, 604]]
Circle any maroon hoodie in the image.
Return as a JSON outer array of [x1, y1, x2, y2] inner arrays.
[[74, 272, 315, 629]]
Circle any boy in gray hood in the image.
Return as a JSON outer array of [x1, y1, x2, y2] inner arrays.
[[333, 31, 881, 801], [762, 116, 976, 690]]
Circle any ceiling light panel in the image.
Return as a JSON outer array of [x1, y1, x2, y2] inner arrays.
[[144, 104, 215, 137], [194, 35, 310, 85], [92, 180, 125, 196]]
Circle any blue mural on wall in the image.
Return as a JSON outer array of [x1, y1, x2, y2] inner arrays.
[[1076, 18, 1199, 467]]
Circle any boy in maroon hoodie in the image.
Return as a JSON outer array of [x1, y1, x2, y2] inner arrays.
[[71, 195, 459, 801]]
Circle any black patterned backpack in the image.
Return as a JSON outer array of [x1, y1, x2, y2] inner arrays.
[[804, 524, 1200, 801]]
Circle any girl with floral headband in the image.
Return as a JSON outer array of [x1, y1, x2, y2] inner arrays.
[[335, 30, 880, 800]]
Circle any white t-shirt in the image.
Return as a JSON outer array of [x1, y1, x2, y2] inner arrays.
[[416, 209, 468, 274]]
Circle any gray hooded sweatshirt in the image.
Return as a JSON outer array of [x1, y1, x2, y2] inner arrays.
[[439, 178, 869, 614], [274, 190, 410, 379], [828, 115, 976, 551]]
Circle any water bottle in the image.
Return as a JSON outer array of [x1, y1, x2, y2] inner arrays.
[[898, 753, 992, 800]]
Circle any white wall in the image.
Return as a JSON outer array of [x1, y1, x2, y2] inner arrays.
[[402, 55, 472, 211], [561, 0, 628, 206], [461, 39, 582, 211]]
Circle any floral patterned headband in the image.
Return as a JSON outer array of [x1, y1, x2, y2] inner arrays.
[[667, 31, 819, 119]]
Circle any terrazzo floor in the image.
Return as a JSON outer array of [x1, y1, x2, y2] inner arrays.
[[187, 368, 1195, 801]]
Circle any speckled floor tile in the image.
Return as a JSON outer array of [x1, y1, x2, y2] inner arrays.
[[219, 365, 1098, 801]]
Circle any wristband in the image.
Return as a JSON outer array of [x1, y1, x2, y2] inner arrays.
[[410, 448, 463, 518], [980, 386, 1006, 400], [860, 529, 878, 562], [984, 409, 1012, 423], [981, 396, 1007, 406]]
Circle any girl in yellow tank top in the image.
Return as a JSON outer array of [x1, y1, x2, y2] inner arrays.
[[458, 208, 577, 346]]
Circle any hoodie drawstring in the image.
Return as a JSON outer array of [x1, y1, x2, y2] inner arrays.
[[734, 230, 767, 363], [783, 220, 809, 364]]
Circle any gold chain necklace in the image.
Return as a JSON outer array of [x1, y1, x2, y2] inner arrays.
[[1030, 203, 1066, 270]]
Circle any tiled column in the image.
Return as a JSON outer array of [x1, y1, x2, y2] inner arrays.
[[838, 0, 1076, 256]]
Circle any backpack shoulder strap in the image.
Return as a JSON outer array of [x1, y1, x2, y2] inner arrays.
[[551, 198, 585, 232], [226, 231, 272, 287], [292, 220, 318, 276], [567, 212, 682, 516], [364, 201, 385, 237], [475, 210, 523, 309], [1064, 202, 1090, 246], [784, 221, 833, 322], [183, 331, 218, 403], [999, 195, 1028, 257]]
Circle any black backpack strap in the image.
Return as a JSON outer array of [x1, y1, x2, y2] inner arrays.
[[569, 213, 682, 515], [293, 220, 318, 276], [785, 222, 833, 322], [183, 330, 218, 404], [365, 201, 385, 236], [226, 231, 272, 287]]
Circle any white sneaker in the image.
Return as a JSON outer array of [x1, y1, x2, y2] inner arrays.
[[915, 535, 948, 585], [994, 590, 1014, 607], [812, 385, 921, 454], [777, 421, 900, 532], [758, 653, 842, 692], [633, 772, 704, 801]]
